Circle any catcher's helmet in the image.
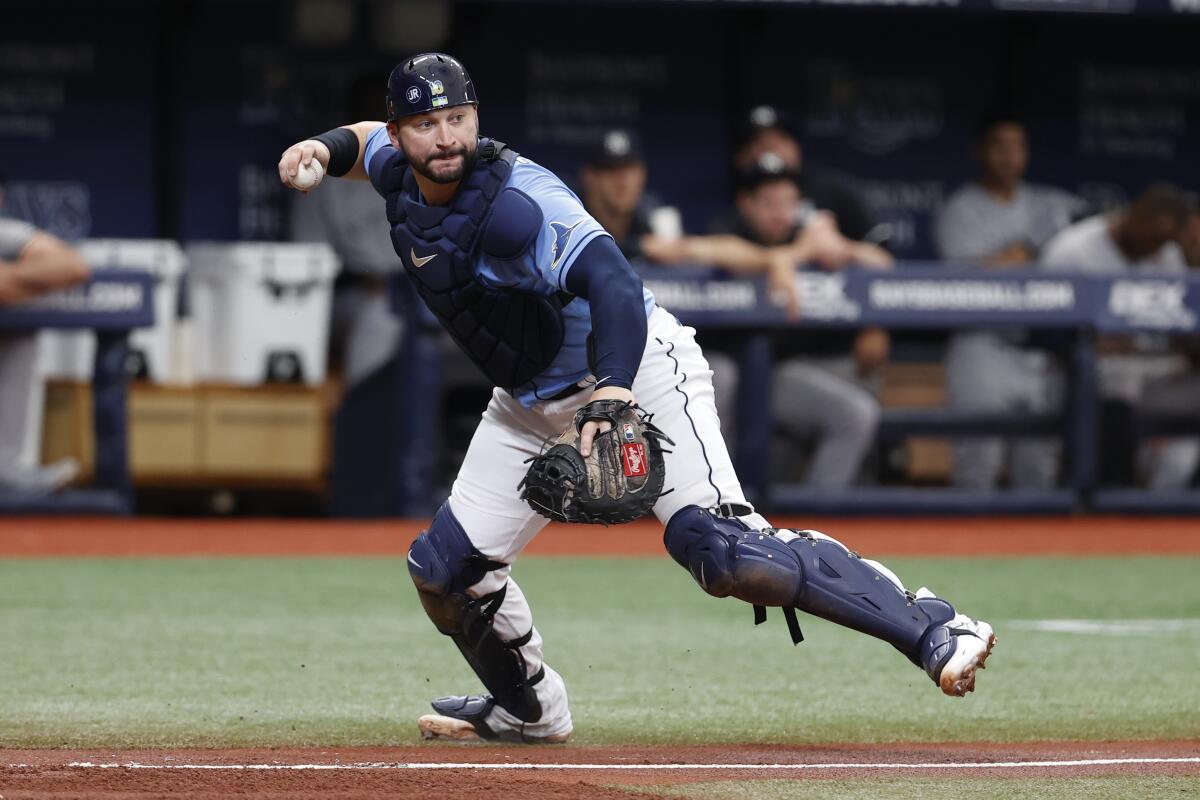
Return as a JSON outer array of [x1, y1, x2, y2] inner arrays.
[[386, 53, 477, 121]]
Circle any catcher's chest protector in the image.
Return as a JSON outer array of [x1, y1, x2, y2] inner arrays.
[[382, 140, 569, 389]]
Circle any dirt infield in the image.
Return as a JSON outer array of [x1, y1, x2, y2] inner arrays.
[[2, 515, 1200, 558], [4, 741, 1198, 798]]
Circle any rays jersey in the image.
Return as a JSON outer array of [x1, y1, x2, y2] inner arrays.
[[364, 126, 656, 406]]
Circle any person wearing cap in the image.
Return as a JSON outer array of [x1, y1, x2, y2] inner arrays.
[[642, 153, 890, 313], [641, 153, 892, 488], [577, 129, 654, 261], [723, 105, 885, 246]]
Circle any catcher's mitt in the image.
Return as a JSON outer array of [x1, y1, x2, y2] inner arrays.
[[519, 400, 674, 525]]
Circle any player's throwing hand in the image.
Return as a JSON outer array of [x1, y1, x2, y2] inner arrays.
[[277, 140, 332, 192]]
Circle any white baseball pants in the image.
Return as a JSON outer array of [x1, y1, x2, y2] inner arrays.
[[442, 306, 768, 738]]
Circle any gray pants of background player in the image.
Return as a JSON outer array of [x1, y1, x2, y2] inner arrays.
[[0, 333, 38, 483], [1138, 370, 1200, 490], [945, 332, 1063, 490], [708, 352, 879, 489], [330, 284, 404, 387]]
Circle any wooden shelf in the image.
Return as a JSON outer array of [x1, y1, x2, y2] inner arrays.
[[42, 380, 339, 489]]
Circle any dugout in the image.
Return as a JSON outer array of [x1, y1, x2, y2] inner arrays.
[[1, 0, 1197, 515]]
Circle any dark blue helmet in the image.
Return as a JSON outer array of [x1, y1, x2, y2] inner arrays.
[[386, 53, 477, 121]]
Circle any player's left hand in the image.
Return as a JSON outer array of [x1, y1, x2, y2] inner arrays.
[[520, 395, 673, 525], [579, 386, 635, 457]]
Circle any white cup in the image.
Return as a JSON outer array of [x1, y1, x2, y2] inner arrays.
[[648, 206, 683, 240]]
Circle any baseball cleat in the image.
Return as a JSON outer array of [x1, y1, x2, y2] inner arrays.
[[417, 694, 571, 744], [418, 712, 486, 742], [915, 588, 996, 697]]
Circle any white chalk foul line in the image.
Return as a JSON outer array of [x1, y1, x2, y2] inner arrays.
[[1008, 619, 1200, 636], [22, 757, 1199, 771]]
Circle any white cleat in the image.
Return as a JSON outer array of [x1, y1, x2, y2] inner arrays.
[[935, 614, 996, 697], [417, 695, 572, 744], [418, 713, 486, 742], [915, 588, 996, 697]]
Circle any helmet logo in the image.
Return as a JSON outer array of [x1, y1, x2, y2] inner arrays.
[[430, 80, 444, 96], [406, 86, 421, 104]]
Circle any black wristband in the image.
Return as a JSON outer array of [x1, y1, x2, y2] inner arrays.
[[311, 127, 360, 177]]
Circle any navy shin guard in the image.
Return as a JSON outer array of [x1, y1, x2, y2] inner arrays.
[[663, 505, 954, 662], [408, 503, 544, 722]]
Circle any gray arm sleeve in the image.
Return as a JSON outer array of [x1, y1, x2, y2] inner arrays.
[[0, 218, 36, 261]]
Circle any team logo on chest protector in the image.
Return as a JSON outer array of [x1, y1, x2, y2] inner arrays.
[[549, 220, 585, 270]]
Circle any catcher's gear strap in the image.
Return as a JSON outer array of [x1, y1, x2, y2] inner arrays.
[[407, 503, 544, 722], [311, 127, 360, 178], [663, 506, 955, 660], [563, 235, 647, 391], [715, 502, 754, 519]]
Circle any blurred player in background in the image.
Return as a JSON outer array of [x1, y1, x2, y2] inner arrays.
[[278, 52, 995, 745], [0, 176, 88, 495], [578, 129, 658, 261], [1041, 182, 1197, 489], [1140, 202, 1200, 488], [1181, 203, 1200, 268], [934, 118, 1086, 490], [725, 105, 888, 247], [643, 155, 891, 488]]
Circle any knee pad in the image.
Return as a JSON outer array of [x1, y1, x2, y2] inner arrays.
[[407, 503, 543, 722], [408, 503, 507, 634], [664, 506, 804, 608]]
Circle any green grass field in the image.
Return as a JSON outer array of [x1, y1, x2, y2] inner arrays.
[[2, 555, 1199, 748]]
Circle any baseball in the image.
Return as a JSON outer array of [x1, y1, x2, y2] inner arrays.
[[290, 159, 325, 191]]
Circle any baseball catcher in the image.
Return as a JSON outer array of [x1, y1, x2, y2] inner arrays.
[[278, 51, 996, 746]]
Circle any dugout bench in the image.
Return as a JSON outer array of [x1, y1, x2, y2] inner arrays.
[[640, 264, 1099, 514]]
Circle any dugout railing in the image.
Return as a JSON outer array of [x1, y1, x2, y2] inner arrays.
[[4, 261, 1193, 517], [368, 262, 1199, 516]]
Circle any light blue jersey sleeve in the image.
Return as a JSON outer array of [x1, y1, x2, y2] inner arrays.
[[504, 158, 610, 293], [364, 125, 396, 197]]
